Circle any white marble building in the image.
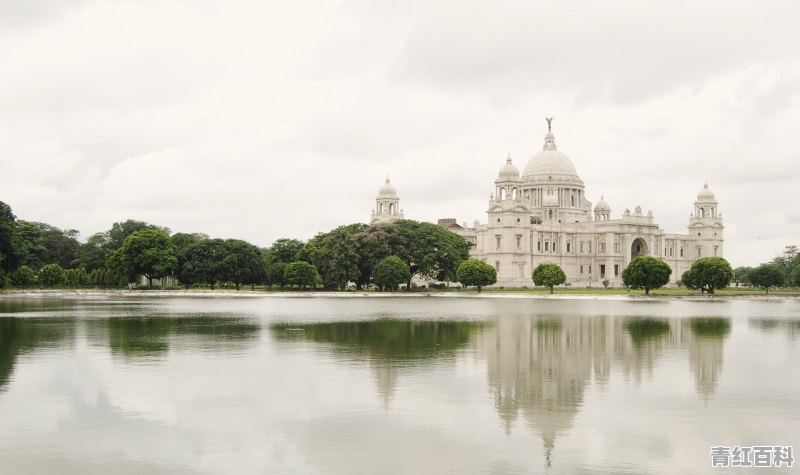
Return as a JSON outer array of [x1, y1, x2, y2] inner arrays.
[[469, 122, 724, 287], [368, 122, 723, 288]]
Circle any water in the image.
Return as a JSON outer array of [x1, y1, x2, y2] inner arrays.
[[1, 295, 798, 474]]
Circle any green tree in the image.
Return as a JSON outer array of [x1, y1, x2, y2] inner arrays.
[[75, 233, 111, 271], [394, 220, 472, 289], [266, 261, 288, 289], [373, 256, 411, 291], [180, 239, 227, 289], [0, 201, 24, 273], [284, 261, 319, 289], [749, 264, 785, 294], [39, 263, 66, 288], [733, 266, 753, 287], [110, 229, 178, 287], [222, 239, 266, 290], [354, 224, 406, 289], [457, 259, 497, 292], [681, 257, 733, 294], [16, 221, 80, 270], [171, 232, 208, 274], [263, 238, 305, 267], [10, 265, 36, 288], [771, 245, 799, 275], [532, 263, 566, 294], [73, 220, 169, 273], [107, 220, 170, 250], [308, 226, 361, 290], [791, 266, 800, 287], [621, 256, 672, 294], [64, 267, 89, 288]]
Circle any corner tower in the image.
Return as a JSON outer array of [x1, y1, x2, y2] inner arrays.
[[688, 182, 724, 258]]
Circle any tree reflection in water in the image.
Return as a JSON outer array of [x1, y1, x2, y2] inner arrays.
[[272, 320, 484, 406], [0, 317, 76, 391], [89, 316, 262, 357], [749, 318, 800, 338]]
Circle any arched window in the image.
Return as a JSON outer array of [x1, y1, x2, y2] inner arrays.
[[378, 203, 383, 214], [699, 208, 705, 218], [500, 188, 507, 200], [389, 203, 394, 214], [512, 188, 518, 200]]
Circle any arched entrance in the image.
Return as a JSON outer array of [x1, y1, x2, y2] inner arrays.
[[631, 238, 648, 258]]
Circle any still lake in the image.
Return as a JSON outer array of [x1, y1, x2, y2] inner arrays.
[[0, 295, 798, 474]]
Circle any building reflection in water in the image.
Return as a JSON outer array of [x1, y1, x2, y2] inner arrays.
[[476, 313, 732, 468]]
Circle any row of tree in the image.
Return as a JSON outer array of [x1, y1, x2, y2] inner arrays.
[[1, 200, 473, 291], [732, 246, 800, 293], [261, 221, 471, 290], [2, 198, 799, 293]]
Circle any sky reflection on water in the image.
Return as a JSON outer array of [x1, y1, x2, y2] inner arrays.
[[0, 296, 798, 474]]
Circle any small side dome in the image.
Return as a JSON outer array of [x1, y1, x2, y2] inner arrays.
[[498, 154, 520, 180], [378, 176, 397, 197], [697, 182, 715, 201], [594, 195, 611, 211]]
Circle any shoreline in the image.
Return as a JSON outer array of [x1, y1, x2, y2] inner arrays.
[[1, 289, 797, 301]]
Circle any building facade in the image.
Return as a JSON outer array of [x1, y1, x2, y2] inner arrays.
[[468, 123, 723, 287], [368, 122, 724, 288]]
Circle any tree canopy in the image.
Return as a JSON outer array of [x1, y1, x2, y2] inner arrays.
[[39, 263, 66, 288], [222, 239, 266, 290], [263, 238, 305, 267], [393, 219, 472, 288], [0, 201, 23, 273], [284, 261, 319, 289], [732, 266, 753, 287], [681, 257, 733, 294], [306, 226, 361, 290], [748, 264, 785, 293], [621, 256, 672, 294], [791, 266, 800, 287], [457, 259, 497, 292], [354, 224, 406, 289], [16, 221, 80, 270], [110, 229, 178, 287], [10, 265, 36, 288], [179, 238, 227, 289], [373, 256, 410, 291], [532, 263, 566, 294]]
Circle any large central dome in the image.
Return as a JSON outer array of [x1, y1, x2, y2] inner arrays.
[[522, 130, 582, 183]]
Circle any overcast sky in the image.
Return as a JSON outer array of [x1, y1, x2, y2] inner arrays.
[[1, 0, 798, 266]]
